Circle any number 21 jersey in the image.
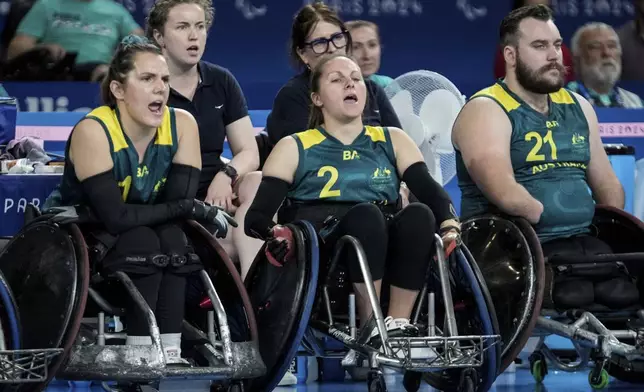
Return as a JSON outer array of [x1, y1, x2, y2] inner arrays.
[[457, 81, 594, 242]]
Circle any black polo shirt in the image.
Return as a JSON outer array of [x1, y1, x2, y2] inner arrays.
[[265, 71, 402, 147], [167, 61, 249, 196]]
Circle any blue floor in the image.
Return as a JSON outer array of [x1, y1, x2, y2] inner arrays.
[[274, 369, 643, 391], [44, 368, 643, 392]]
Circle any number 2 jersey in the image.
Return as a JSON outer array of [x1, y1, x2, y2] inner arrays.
[[287, 126, 400, 208], [456, 81, 594, 242]]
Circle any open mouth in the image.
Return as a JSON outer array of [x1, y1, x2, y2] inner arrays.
[[187, 45, 199, 54], [344, 93, 358, 104], [148, 101, 163, 114]]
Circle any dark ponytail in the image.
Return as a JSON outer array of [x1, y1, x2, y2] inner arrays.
[[100, 35, 162, 107]]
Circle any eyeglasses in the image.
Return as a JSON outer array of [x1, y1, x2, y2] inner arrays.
[[304, 31, 349, 54]]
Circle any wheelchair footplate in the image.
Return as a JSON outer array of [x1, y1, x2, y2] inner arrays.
[[306, 235, 501, 392], [59, 270, 265, 383]]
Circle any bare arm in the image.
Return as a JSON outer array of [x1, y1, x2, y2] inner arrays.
[[452, 98, 543, 224], [70, 119, 115, 181], [173, 108, 202, 169], [572, 92, 624, 208], [261, 136, 299, 184], [226, 115, 260, 175], [7, 34, 38, 61]]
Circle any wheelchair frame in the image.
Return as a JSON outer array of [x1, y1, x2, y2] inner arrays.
[[298, 233, 500, 391], [0, 218, 266, 391], [464, 207, 644, 389]]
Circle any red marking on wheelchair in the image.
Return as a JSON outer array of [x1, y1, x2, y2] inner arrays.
[[445, 240, 457, 258], [199, 297, 212, 309]]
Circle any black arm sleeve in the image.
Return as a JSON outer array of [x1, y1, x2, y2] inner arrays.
[[374, 82, 402, 128], [265, 83, 311, 146], [402, 161, 458, 224], [81, 170, 193, 235], [244, 176, 290, 240], [157, 163, 200, 202]]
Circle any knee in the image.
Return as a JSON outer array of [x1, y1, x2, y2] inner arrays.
[[398, 203, 437, 233], [237, 171, 262, 203], [155, 224, 189, 250], [347, 203, 387, 231]]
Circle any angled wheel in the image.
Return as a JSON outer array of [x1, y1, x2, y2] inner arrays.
[[243, 221, 320, 392], [421, 247, 500, 392], [461, 215, 545, 373]]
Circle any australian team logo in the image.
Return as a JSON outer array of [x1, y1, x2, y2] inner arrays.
[[369, 166, 393, 191]]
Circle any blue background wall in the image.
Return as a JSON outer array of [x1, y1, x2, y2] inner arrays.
[[1, 0, 642, 112]]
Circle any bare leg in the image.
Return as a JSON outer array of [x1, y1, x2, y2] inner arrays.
[[388, 286, 419, 320], [232, 171, 264, 280], [353, 280, 382, 327]]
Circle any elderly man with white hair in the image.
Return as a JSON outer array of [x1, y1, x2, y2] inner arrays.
[[566, 22, 643, 109]]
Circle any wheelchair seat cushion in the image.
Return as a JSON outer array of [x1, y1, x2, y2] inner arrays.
[[543, 235, 640, 310]]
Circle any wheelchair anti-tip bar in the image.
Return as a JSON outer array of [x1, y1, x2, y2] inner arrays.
[[537, 313, 642, 360]]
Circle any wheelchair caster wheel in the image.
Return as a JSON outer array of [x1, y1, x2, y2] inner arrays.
[[403, 371, 421, 392], [459, 368, 478, 392], [367, 370, 387, 392], [227, 382, 244, 392], [529, 352, 548, 383], [589, 368, 609, 389]]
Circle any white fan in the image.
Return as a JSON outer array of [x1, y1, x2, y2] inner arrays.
[[384, 70, 466, 186]]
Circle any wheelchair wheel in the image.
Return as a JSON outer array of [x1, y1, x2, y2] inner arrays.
[[243, 221, 320, 392], [0, 269, 21, 350], [462, 215, 545, 372], [0, 222, 90, 392], [183, 221, 257, 344], [607, 354, 644, 384], [421, 247, 500, 392], [368, 370, 387, 392]]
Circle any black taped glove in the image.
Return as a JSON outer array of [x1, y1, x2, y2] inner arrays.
[[191, 200, 238, 238]]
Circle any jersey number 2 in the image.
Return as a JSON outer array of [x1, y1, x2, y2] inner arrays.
[[318, 166, 341, 198], [525, 130, 558, 162]]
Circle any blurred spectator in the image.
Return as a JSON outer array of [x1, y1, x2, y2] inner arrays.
[[264, 2, 400, 151], [617, 0, 644, 81], [567, 22, 643, 108], [0, 0, 37, 62], [6, 0, 143, 81], [346, 20, 394, 89], [494, 0, 575, 82]]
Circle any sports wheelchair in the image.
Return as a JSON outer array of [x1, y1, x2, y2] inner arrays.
[[461, 205, 644, 389], [211, 220, 502, 392], [0, 206, 266, 391]]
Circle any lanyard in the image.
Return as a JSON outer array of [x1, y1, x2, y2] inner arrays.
[[575, 82, 624, 108]]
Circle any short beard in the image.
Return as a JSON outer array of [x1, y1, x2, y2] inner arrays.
[[515, 51, 566, 94]]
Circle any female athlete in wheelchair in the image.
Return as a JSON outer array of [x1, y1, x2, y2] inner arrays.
[[239, 53, 501, 392], [0, 36, 265, 391]]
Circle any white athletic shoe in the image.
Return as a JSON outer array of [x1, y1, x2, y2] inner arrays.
[[278, 370, 297, 386]]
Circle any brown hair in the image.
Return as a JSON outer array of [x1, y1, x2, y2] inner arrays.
[[308, 53, 360, 129], [289, 1, 352, 69], [500, 4, 554, 47], [100, 35, 163, 107], [145, 0, 215, 42], [345, 20, 381, 42]]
